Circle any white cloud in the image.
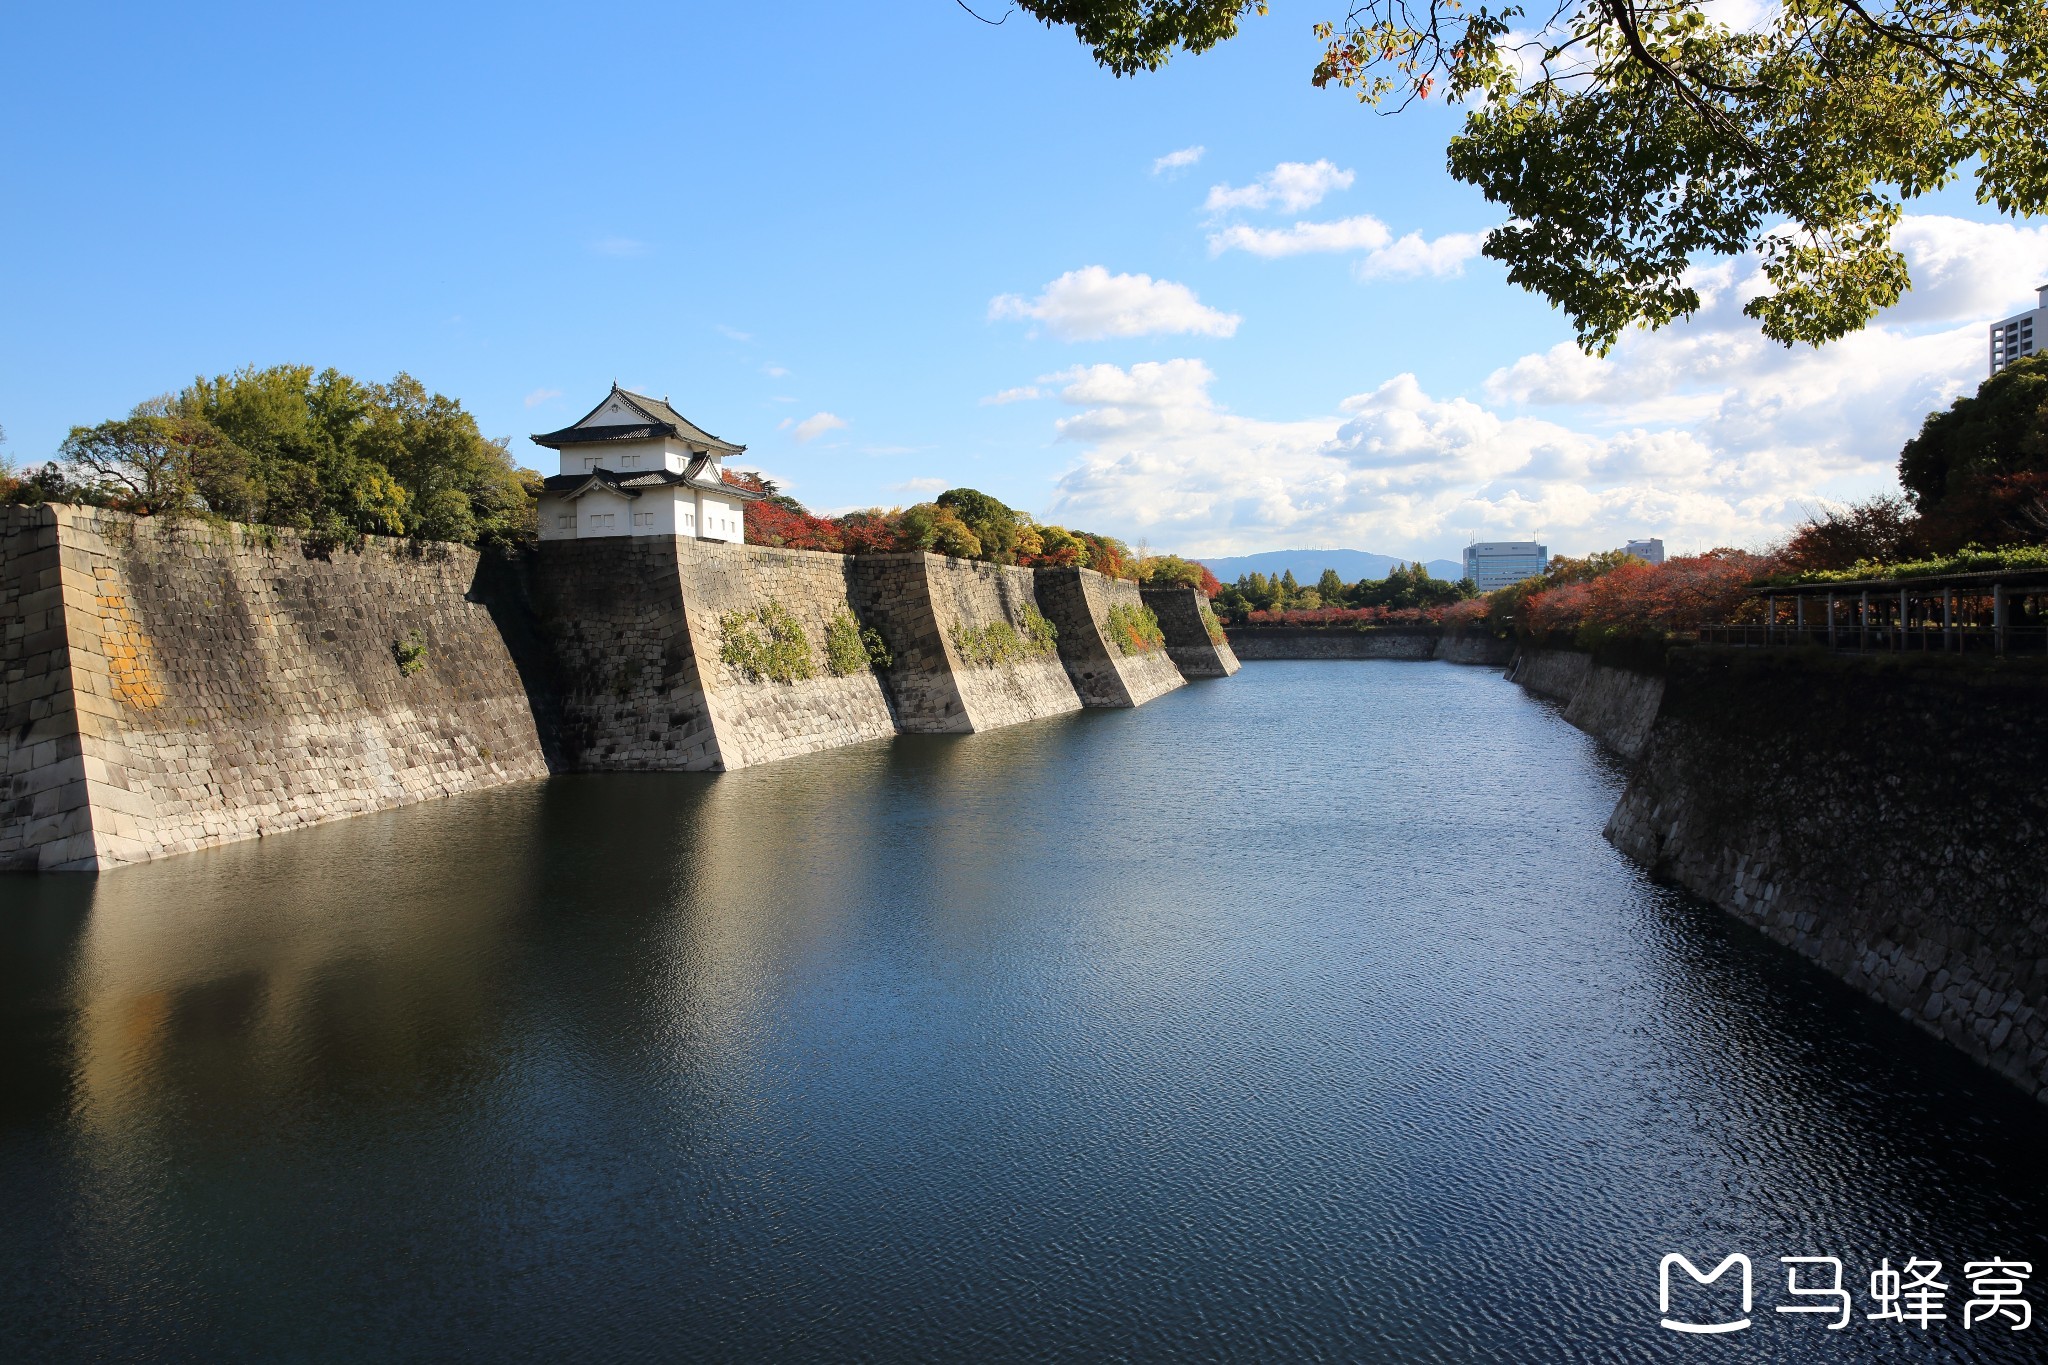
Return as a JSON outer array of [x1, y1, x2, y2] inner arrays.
[[892, 477, 949, 495], [589, 236, 649, 258], [782, 412, 848, 443], [989, 266, 1240, 341], [1152, 145, 1205, 175], [981, 385, 1043, 405], [717, 324, 754, 342], [762, 363, 789, 377], [1355, 230, 1489, 280], [523, 387, 562, 408], [1208, 215, 1391, 258], [1204, 160, 1354, 216]]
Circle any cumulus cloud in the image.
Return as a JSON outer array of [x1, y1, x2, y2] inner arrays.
[[1207, 216, 1488, 279], [989, 266, 1241, 341], [1152, 145, 1205, 175], [1355, 230, 1489, 280], [523, 387, 562, 408], [782, 412, 847, 443], [980, 385, 1043, 405], [892, 477, 949, 495], [762, 363, 789, 378], [1204, 160, 1354, 216], [1208, 215, 1391, 258], [1018, 211, 2028, 560]]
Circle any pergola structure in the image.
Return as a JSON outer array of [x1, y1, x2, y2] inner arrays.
[[1700, 568, 2048, 655]]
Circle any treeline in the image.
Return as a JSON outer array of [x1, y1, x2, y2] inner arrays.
[[743, 481, 1218, 587], [1213, 561, 1476, 623], [2, 365, 538, 549]]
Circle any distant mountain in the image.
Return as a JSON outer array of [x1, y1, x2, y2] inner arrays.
[[1195, 549, 1467, 585]]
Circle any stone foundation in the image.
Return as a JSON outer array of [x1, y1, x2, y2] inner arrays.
[[1142, 586, 1240, 678], [1515, 644, 2048, 1103], [1, 507, 548, 872], [1037, 568, 1185, 707], [3, 516, 1214, 870], [1225, 628, 1515, 666]]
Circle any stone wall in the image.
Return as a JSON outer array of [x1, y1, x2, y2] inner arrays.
[[1142, 586, 1240, 678], [1036, 568, 1185, 707], [1, 507, 548, 872], [1517, 643, 2048, 1103], [1508, 646, 1664, 763], [526, 537, 712, 768], [1, 509, 93, 869], [923, 556, 1082, 729], [675, 541, 897, 767]]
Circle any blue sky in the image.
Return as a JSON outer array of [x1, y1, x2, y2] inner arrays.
[[5, 2, 2043, 561]]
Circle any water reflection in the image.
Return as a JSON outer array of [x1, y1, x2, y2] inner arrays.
[[2, 666, 2044, 1363]]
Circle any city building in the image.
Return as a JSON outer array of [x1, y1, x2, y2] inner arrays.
[[1623, 537, 1666, 565], [1989, 285, 2048, 374], [1462, 540, 1549, 591], [533, 385, 760, 542]]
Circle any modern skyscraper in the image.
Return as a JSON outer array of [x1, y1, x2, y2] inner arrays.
[[1462, 540, 1549, 591], [1989, 285, 2048, 374], [1624, 538, 1666, 565]]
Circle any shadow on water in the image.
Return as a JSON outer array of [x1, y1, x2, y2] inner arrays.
[[1, 662, 2043, 1363]]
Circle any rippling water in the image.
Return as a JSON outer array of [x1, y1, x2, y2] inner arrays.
[[3, 661, 2044, 1362]]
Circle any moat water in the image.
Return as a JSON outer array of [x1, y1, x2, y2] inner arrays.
[[3, 661, 2045, 1363]]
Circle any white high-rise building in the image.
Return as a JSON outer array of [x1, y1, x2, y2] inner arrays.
[[1624, 538, 1666, 565], [1989, 285, 2048, 374], [1462, 540, 1549, 592]]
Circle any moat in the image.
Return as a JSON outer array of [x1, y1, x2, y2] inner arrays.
[[4, 661, 2045, 1362]]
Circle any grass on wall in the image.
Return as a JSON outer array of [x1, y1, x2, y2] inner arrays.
[[952, 607, 1058, 669], [1106, 603, 1165, 656], [825, 610, 893, 676], [720, 601, 816, 684]]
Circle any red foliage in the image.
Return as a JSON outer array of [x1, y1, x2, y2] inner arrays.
[[745, 499, 843, 552], [1523, 549, 1775, 637], [1197, 563, 1222, 597], [832, 510, 907, 553]]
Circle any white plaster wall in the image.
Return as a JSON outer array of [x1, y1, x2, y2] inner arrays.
[[695, 491, 745, 544], [560, 438, 668, 477], [574, 488, 634, 538]]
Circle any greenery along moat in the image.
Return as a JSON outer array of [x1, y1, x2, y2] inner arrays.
[[3, 662, 2045, 1363]]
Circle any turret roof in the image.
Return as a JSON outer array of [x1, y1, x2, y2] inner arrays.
[[531, 384, 746, 454]]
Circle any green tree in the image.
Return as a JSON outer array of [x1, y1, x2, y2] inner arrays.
[[58, 403, 237, 516], [1315, 567, 1345, 602], [1137, 553, 1209, 589], [1024, 0, 2048, 351], [1899, 354, 2048, 509], [936, 487, 1024, 561]]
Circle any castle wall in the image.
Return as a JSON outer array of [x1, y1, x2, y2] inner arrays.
[[1, 507, 548, 872], [1516, 644, 2048, 1104], [527, 536, 719, 768], [1, 509, 94, 869], [1141, 586, 1239, 678], [674, 541, 896, 768], [923, 557, 1082, 729], [1035, 568, 1184, 707]]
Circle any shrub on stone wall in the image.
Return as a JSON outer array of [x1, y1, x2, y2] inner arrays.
[[1105, 602, 1165, 655], [952, 607, 1058, 668], [393, 629, 428, 676], [720, 601, 816, 684], [1197, 598, 1227, 645]]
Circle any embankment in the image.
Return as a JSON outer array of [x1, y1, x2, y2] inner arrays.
[[1037, 569, 1185, 707], [855, 554, 1082, 732], [1516, 644, 2048, 1102], [6, 514, 1214, 870], [1227, 628, 1515, 666], [1142, 586, 1240, 679], [1, 506, 548, 872]]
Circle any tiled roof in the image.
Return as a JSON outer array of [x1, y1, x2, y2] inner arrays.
[[531, 385, 746, 453]]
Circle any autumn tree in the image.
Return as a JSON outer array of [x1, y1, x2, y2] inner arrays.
[[1018, 0, 2048, 351]]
